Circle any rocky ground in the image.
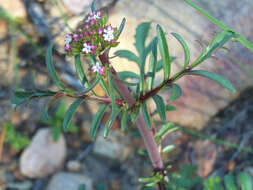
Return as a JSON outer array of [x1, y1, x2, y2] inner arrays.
[[0, 0, 253, 189]]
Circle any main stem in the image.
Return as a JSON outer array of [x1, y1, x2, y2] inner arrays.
[[99, 53, 164, 170]]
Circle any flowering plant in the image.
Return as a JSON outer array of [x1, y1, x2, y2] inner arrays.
[[12, 0, 253, 189]]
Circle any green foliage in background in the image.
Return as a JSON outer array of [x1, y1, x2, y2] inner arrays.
[[41, 102, 78, 141], [3, 123, 30, 151]]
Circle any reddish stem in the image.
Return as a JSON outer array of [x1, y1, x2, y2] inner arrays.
[[99, 53, 164, 170]]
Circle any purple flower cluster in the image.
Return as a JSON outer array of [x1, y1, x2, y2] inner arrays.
[[64, 11, 119, 57]]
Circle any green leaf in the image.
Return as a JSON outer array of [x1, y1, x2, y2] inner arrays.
[[112, 75, 138, 86], [91, 0, 96, 12], [147, 38, 158, 91], [157, 24, 171, 79], [104, 108, 120, 138], [46, 43, 65, 90], [155, 122, 178, 139], [80, 77, 100, 94], [116, 18, 126, 38], [135, 22, 151, 56], [171, 32, 190, 69], [169, 84, 182, 102], [41, 93, 65, 120], [108, 72, 117, 113], [183, 0, 253, 53], [238, 172, 252, 190], [152, 104, 176, 116], [121, 110, 128, 131], [187, 70, 236, 93], [90, 104, 108, 140], [131, 107, 140, 123], [155, 57, 176, 73], [115, 50, 140, 65], [152, 95, 166, 121], [74, 54, 88, 87], [78, 184, 86, 190], [145, 37, 157, 58], [118, 71, 139, 80], [63, 98, 83, 131], [224, 174, 238, 190], [12, 89, 56, 107], [162, 145, 175, 153], [142, 102, 152, 130]]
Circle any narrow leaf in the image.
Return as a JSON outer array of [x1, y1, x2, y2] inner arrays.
[[142, 102, 152, 130], [108, 72, 117, 113], [112, 75, 138, 86], [157, 24, 171, 79], [79, 77, 100, 94], [152, 104, 176, 116], [169, 83, 182, 102], [131, 107, 140, 123], [41, 92, 64, 120], [116, 18, 126, 38], [155, 122, 178, 139], [74, 54, 88, 87], [162, 145, 175, 153], [91, 0, 96, 12], [104, 108, 120, 138], [147, 38, 158, 91], [90, 104, 108, 140], [187, 70, 236, 93], [46, 43, 65, 90], [121, 110, 128, 131], [156, 56, 176, 72], [183, 0, 253, 53], [78, 184, 86, 190], [135, 22, 151, 56], [224, 175, 238, 190], [118, 71, 139, 80], [152, 95, 166, 121], [238, 172, 252, 190], [114, 50, 140, 65], [63, 98, 83, 131], [171, 32, 190, 69]]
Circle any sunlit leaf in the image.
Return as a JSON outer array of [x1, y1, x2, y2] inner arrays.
[[157, 24, 171, 79], [135, 22, 151, 56], [114, 50, 139, 65], [118, 71, 139, 80], [171, 32, 190, 69], [187, 70, 236, 93], [224, 174, 237, 190], [147, 38, 158, 91], [238, 172, 252, 190], [162, 145, 175, 153], [169, 83, 182, 102]]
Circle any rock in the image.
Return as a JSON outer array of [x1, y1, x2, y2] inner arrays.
[[61, 0, 115, 15], [0, 0, 27, 19], [46, 172, 93, 190], [93, 130, 132, 162], [67, 160, 81, 172], [109, 0, 253, 129], [20, 128, 66, 178]]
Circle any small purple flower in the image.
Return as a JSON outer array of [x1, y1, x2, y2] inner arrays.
[[97, 28, 103, 35], [91, 62, 105, 76]]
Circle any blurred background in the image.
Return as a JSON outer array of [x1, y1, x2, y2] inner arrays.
[[0, 0, 253, 189]]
